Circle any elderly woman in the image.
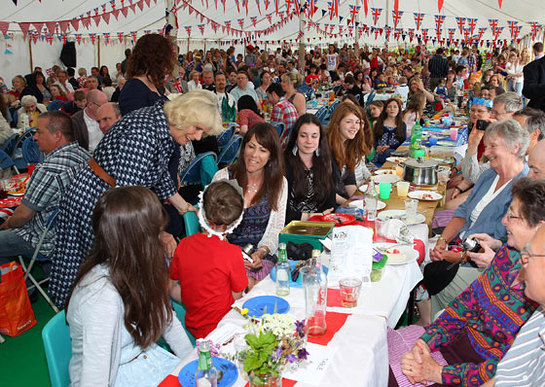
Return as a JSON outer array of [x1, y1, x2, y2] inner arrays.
[[390, 178, 545, 387], [49, 90, 223, 308], [212, 123, 287, 289], [424, 119, 529, 320], [16, 95, 46, 128], [284, 114, 336, 224]]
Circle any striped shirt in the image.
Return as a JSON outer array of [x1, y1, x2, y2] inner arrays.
[[495, 306, 545, 386], [13, 142, 90, 256]]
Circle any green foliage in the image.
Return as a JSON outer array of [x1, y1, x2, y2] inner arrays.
[[243, 331, 279, 374]]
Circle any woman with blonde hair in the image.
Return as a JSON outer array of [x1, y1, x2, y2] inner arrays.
[[403, 91, 426, 136], [50, 90, 224, 308], [327, 102, 372, 204], [281, 72, 306, 116]]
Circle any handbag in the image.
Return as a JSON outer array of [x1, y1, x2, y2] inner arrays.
[[0, 262, 37, 336]]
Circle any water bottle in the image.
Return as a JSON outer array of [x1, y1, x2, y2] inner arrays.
[[409, 120, 425, 158], [301, 250, 328, 336], [275, 243, 290, 296], [195, 340, 218, 387], [364, 182, 377, 222]]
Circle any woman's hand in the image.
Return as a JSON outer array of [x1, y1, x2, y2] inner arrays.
[[160, 231, 177, 258], [245, 248, 266, 270], [430, 238, 447, 261], [414, 340, 443, 384], [467, 233, 502, 251], [467, 128, 485, 155]]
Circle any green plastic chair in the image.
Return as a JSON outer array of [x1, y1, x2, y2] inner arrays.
[[42, 311, 72, 387], [172, 301, 196, 346], [183, 211, 201, 237]]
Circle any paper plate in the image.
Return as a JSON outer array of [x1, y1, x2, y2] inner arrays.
[[377, 209, 426, 225], [374, 169, 397, 175], [372, 174, 401, 184], [386, 156, 407, 163], [178, 357, 238, 387], [408, 190, 443, 201], [0, 197, 22, 207], [348, 199, 386, 210], [436, 140, 456, 147], [242, 296, 290, 318], [374, 243, 419, 265]]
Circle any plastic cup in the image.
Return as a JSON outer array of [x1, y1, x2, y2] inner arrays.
[[378, 182, 392, 200], [329, 91, 335, 101], [450, 128, 458, 141], [405, 199, 419, 223], [339, 277, 363, 307], [27, 164, 37, 176], [374, 218, 388, 242], [364, 196, 377, 222], [396, 181, 410, 197], [438, 167, 450, 183]]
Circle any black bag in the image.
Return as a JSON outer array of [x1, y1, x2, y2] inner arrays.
[[60, 42, 76, 68], [423, 261, 460, 295]]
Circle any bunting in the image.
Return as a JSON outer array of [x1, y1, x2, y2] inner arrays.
[[413, 13, 423, 31], [392, 10, 403, 29], [349, 5, 360, 25], [371, 8, 382, 26]]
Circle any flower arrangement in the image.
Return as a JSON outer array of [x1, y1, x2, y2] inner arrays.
[[239, 313, 308, 386]]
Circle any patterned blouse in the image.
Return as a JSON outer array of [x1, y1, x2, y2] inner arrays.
[[421, 245, 538, 386]]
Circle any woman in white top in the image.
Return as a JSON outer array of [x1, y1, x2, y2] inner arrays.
[[66, 186, 193, 387], [505, 52, 524, 96], [187, 70, 202, 91], [212, 123, 287, 290]]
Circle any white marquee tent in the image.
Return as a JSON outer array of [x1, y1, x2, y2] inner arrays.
[[1, 0, 544, 82]]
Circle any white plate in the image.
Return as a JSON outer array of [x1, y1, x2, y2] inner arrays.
[[436, 140, 455, 147], [408, 190, 443, 201], [348, 199, 386, 210], [372, 174, 401, 184], [377, 209, 426, 225], [374, 243, 419, 265], [374, 169, 397, 175], [386, 156, 407, 163]]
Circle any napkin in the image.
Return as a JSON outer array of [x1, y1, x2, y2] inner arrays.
[[307, 312, 349, 346]]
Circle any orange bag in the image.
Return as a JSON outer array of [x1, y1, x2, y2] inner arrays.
[[0, 262, 36, 336]]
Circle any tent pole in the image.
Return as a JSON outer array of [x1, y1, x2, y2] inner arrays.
[[187, 38, 190, 54], [28, 38, 33, 73], [298, 12, 305, 72], [97, 36, 101, 68], [165, 0, 179, 77]]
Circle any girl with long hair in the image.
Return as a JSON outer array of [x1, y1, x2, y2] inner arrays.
[[281, 72, 306, 116], [284, 114, 336, 223], [403, 91, 426, 137], [327, 102, 372, 204], [237, 95, 264, 135], [66, 186, 192, 386], [372, 97, 406, 165], [212, 123, 287, 288]]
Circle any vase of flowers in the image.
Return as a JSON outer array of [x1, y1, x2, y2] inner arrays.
[[238, 313, 308, 387]]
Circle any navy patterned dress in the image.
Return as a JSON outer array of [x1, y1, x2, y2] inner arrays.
[[49, 101, 176, 307]]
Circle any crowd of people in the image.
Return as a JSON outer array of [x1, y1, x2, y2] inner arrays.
[[2, 32, 545, 386]]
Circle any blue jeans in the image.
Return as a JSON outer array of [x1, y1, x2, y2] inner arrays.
[[0, 230, 35, 260]]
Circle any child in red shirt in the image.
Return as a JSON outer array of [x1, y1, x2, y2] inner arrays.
[[169, 180, 248, 339]]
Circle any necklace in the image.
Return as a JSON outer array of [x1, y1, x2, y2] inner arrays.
[[247, 183, 259, 194]]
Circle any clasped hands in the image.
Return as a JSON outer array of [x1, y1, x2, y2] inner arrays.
[[401, 339, 443, 385]]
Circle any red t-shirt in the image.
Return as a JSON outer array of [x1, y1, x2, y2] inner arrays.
[[169, 233, 248, 339], [305, 74, 319, 84]]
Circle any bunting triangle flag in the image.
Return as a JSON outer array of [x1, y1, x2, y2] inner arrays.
[[18, 22, 31, 37], [102, 13, 111, 24], [137, 0, 144, 11], [112, 9, 120, 20], [33, 22, 44, 33], [0, 22, 9, 36], [121, 7, 129, 17], [58, 21, 70, 33]]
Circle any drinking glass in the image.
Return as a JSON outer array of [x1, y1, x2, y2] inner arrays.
[[405, 199, 419, 223], [339, 277, 362, 307], [396, 181, 410, 197]]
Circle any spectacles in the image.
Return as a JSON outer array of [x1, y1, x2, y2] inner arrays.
[[505, 211, 522, 221], [520, 247, 545, 265]]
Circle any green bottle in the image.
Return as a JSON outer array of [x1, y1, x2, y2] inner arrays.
[[195, 340, 218, 387], [276, 242, 290, 296], [409, 121, 425, 158]]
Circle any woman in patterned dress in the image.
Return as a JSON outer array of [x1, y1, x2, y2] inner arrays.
[[212, 123, 287, 289], [49, 90, 223, 308], [284, 114, 336, 224]]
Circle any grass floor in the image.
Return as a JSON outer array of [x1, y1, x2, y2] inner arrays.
[[1, 273, 56, 387]]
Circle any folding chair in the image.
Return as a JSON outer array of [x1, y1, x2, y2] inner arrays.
[[179, 151, 217, 187], [18, 209, 60, 313], [183, 211, 200, 237], [0, 133, 19, 155], [217, 134, 242, 166], [12, 129, 36, 171], [315, 104, 329, 125], [217, 123, 236, 150], [0, 149, 20, 176], [22, 137, 45, 165], [42, 310, 72, 387], [172, 300, 196, 346], [271, 122, 285, 138], [365, 89, 376, 107]]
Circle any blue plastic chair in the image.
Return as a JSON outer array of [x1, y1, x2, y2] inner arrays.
[[172, 301, 196, 346], [0, 133, 19, 155], [217, 134, 242, 166], [297, 83, 316, 101], [12, 129, 36, 171], [22, 137, 45, 165], [315, 104, 329, 124], [271, 122, 285, 138], [42, 310, 72, 387], [179, 152, 218, 187], [217, 124, 236, 150], [365, 89, 376, 107], [183, 211, 200, 237], [47, 100, 63, 111], [0, 149, 19, 175], [332, 84, 342, 96]]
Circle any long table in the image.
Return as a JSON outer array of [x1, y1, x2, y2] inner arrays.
[[160, 255, 422, 386]]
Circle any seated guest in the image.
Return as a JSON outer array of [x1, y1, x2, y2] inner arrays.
[[284, 114, 336, 224], [71, 89, 108, 152], [237, 95, 264, 135], [492, 224, 545, 386], [214, 72, 235, 121], [61, 90, 87, 116], [327, 102, 370, 204], [54, 70, 74, 95], [66, 186, 193, 386], [96, 102, 121, 134], [100, 75, 115, 101], [255, 70, 272, 103], [371, 98, 406, 165], [86, 75, 101, 91], [0, 95, 12, 147], [0, 111, 90, 259], [28, 71, 51, 104], [402, 92, 426, 137], [230, 70, 259, 103], [280, 73, 306, 116], [201, 69, 215, 91], [17, 95, 46, 128], [169, 180, 247, 339], [49, 85, 68, 102], [389, 178, 545, 387], [66, 68, 80, 91], [426, 119, 529, 321], [338, 74, 362, 99], [368, 100, 384, 129], [212, 123, 287, 289], [266, 83, 298, 145]]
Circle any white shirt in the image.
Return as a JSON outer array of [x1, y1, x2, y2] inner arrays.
[[215, 91, 235, 112], [469, 174, 509, 225], [83, 109, 103, 153], [187, 80, 202, 91], [54, 80, 74, 94]]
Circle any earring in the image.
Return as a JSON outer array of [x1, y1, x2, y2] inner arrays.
[[292, 144, 298, 156], [315, 147, 320, 157]]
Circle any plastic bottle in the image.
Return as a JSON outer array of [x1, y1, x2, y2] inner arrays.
[[275, 243, 290, 296], [195, 340, 218, 387], [409, 120, 425, 158]]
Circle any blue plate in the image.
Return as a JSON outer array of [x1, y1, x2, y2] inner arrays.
[[178, 357, 238, 387], [242, 295, 290, 317], [270, 262, 329, 288]]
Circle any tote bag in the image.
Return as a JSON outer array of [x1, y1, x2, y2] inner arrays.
[[0, 262, 36, 336]]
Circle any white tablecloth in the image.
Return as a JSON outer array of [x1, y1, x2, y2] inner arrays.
[[167, 252, 423, 386]]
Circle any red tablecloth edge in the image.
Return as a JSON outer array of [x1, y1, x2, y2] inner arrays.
[[159, 374, 297, 387]]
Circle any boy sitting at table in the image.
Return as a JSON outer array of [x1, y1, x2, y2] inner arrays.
[[169, 180, 248, 339]]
